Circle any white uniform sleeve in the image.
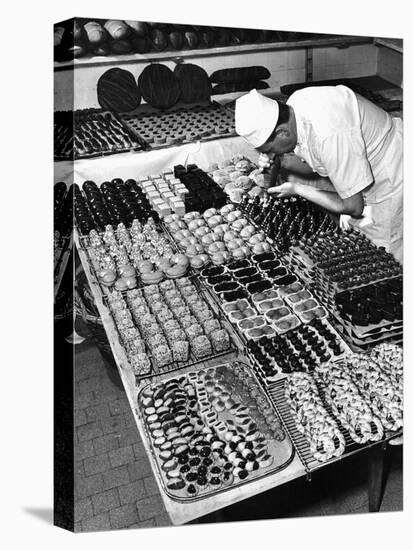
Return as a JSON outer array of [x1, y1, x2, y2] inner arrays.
[[318, 127, 374, 199]]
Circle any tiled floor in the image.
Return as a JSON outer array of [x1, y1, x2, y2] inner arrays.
[[73, 330, 402, 532], [74, 337, 171, 532]]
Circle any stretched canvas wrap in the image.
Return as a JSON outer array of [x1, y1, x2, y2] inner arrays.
[[54, 17, 403, 532]]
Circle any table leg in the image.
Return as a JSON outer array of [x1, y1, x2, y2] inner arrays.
[[368, 442, 387, 512]]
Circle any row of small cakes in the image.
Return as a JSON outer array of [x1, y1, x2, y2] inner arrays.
[[164, 203, 272, 268], [208, 155, 270, 203], [328, 346, 403, 431], [314, 362, 384, 444], [285, 372, 346, 463], [88, 219, 191, 290], [246, 320, 348, 384], [107, 289, 152, 375], [107, 277, 231, 377]]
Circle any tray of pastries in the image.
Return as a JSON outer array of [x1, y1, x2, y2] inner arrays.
[[318, 344, 403, 433], [137, 360, 294, 501], [106, 277, 234, 379], [285, 372, 346, 463], [85, 219, 190, 293], [119, 102, 236, 150], [54, 109, 144, 160], [247, 318, 351, 385]]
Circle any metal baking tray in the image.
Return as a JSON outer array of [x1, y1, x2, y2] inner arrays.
[[106, 277, 239, 381], [266, 377, 403, 475], [77, 219, 184, 297], [117, 100, 236, 151], [136, 359, 295, 502], [245, 317, 353, 387], [54, 109, 146, 161]]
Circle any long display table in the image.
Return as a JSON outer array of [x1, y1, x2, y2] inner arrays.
[[74, 216, 401, 523]]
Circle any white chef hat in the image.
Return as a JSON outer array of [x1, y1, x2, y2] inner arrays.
[[235, 89, 279, 148]]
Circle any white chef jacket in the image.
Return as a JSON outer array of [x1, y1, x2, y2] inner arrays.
[[287, 85, 403, 262]]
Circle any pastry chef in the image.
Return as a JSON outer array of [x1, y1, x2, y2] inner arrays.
[[235, 87, 403, 263]]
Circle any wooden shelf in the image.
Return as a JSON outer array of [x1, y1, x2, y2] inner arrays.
[[374, 37, 403, 54], [280, 75, 403, 96], [54, 36, 372, 71]]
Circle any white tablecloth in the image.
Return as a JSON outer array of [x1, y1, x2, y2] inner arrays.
[[54, 136, 260, 185]]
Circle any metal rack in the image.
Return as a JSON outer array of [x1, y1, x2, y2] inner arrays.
[[265, 377, 402, 479], [135, 360, 296, 503], [116, 100, 236, 152]]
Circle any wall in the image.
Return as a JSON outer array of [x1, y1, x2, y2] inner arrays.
[[54, 43, 379, 111], [312, 43, 377, 80], [376, 46, 403, 87]]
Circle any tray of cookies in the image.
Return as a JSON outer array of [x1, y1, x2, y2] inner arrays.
[[54, 109, 145, 160], [314, 363, 384, 445], [118, 101, 236, 151], [263, 343, 403, 468], [284, 372, 346, 463], [317, 345, 403, 432], [137, 360, 295, 501]]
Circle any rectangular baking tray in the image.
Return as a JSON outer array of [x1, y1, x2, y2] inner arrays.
[[117, 100, 236, 151], [135, 359, 295, 502], [54, 109, 147, 160]]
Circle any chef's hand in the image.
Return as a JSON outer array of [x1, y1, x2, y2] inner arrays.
[[258, 153, 272, 172], [268, 182, 297, 198]]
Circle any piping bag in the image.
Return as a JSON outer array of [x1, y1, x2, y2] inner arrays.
[[182, 140, 202, 168], [257, 154, 282, 186]]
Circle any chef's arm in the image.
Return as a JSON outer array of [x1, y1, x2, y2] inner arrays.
[[268, 180, 365, 217], [294, 183, 364, 217]]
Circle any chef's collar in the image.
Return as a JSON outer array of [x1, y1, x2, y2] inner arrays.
[[288, 98, 305, 151]]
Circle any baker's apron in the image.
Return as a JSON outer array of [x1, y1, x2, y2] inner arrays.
[[341, 117, 403, 264]]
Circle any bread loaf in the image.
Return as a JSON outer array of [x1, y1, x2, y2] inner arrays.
[[104, 19, 130, 40]]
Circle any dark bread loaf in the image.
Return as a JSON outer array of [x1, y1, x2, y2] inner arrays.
[[125, 21, 149, 37], [108, 39, 132, 54], [138, 64, 181, 109], [212, 80, 269, 95], [174, 63, 211, 102], [210, 66, 271, 84], [168, 31, 184, 50], [97, 67, 141, 112], [130, 36, 152, 53], [150, 28, 168, 51]]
